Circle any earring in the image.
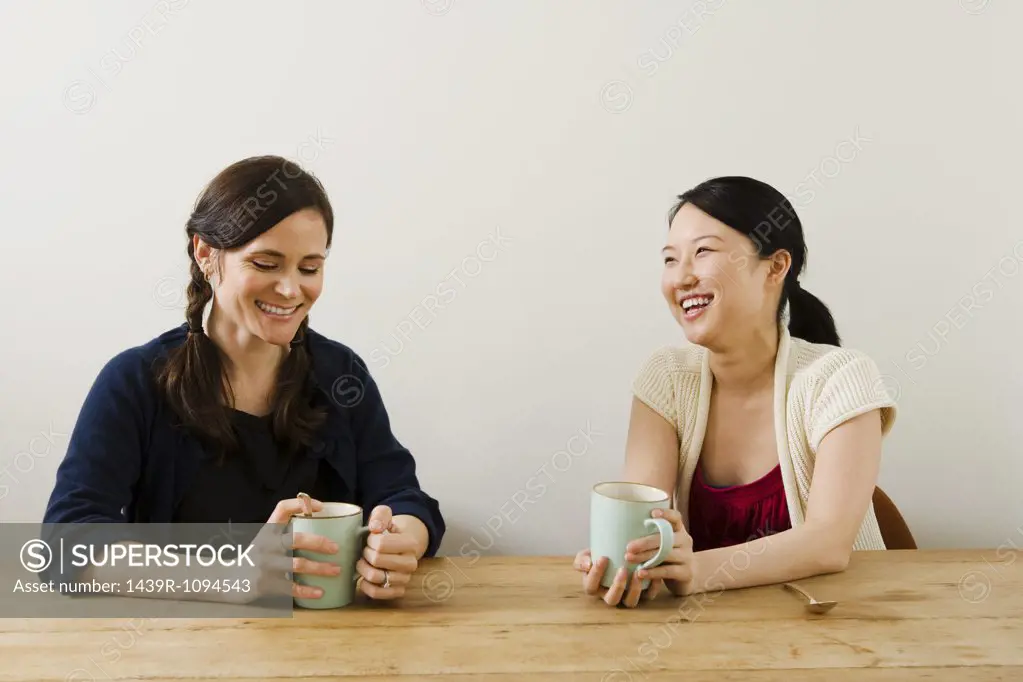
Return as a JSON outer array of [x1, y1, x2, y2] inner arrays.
[[202, 263, 217, 290]]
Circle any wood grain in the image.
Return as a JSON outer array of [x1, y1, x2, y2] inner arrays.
[[1, 550, 1019, 681]]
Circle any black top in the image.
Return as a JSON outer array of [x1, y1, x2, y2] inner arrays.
[[173, 409, 334, 524]]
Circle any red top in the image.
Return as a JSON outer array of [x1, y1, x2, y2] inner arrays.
[[687, 462, 791, 552]]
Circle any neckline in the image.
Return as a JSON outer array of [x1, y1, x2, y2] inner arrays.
[[679, 325, 799, 526], [696, 462, 782, 490], [229, 408, 273, 422]]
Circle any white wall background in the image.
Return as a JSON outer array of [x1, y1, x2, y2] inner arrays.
[[1, 0, 1020, 557]]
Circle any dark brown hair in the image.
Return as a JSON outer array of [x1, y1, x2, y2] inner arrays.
[[156, 155, 335, 459]]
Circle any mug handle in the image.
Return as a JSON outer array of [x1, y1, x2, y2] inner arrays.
[[352, 525, 371, 583], [639, 517, 674, 571]]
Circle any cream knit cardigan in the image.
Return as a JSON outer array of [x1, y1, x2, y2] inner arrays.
[[632, 326, 898, 551]]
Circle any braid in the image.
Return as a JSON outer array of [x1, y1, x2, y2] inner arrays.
[[154, 241, 237, 457]]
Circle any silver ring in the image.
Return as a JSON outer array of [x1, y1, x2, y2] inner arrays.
[[383, 570, 390, 589]]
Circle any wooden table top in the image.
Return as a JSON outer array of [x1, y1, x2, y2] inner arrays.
[[1, 549, 1020, 681]]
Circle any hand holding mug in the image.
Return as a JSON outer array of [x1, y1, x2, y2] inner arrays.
[[575, 508, 694, 607], [578, 482, 695, 608], [624, 508, 693, 599], [269, 496, 343, 601], [213, 496, 340, 605], [355, 505, 420, 600]]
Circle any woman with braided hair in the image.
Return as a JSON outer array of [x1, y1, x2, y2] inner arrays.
[[44, 155, 445, 603]]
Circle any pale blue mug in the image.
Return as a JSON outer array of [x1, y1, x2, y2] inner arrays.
[[590, 481, 674, 589], [291, 502, 370, 609]]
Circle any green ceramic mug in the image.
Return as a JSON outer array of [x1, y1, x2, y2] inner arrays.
[[590, 481, 674, 590], [291, 502, 370, 609]]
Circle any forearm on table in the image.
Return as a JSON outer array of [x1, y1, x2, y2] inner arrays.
[[685, 523, 851, 595], [392, 515, 430, 560]]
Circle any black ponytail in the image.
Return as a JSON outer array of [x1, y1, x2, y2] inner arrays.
[[785, 280, 840, 346]]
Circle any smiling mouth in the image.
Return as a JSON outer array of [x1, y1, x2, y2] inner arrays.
[[679, 294, 714, 319], [256, 300, 301, 317]]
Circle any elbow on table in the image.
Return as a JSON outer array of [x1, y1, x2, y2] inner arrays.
[[815, 543, 853, 575], [799, 521, 855, 575]]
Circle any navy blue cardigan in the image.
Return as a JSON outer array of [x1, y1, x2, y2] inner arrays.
[[42, 324, 445, 557]]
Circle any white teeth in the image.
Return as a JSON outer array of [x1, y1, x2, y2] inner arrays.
[[256, 301, 298, 316], [682, 296, 712, 310]]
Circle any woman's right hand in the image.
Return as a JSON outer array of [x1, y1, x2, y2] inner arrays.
[[270, 497, 343, 600], [233, 496, 339, 601], [572, 548, 664, 608]]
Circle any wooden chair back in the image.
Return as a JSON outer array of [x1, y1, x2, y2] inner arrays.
[[873, 486, 917, 550]]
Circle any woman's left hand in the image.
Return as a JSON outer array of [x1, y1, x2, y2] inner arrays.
[[597, 507, 695, 607], [355, 505, 420, 600]]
